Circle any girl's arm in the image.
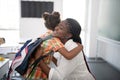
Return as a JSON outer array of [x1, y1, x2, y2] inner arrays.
[[39, 44, 83, 77], [58, 43, 83, 60]]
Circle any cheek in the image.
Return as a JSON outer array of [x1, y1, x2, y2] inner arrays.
[[55, 31, 65, 38], [59, 31, 68, 38], [53, 31, 63, 37], [59, 31, 64, 35]]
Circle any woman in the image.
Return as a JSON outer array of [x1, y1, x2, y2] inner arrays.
[[39, 18, 95, 80], [23, 12, 83, 80]]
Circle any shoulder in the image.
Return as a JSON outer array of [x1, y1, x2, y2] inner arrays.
[[50, 37, 64, 47], [65, 39, 77, 47], [65, 39, 78, 50], [40, 30, 53, 38], [51, 37, 61, 42]]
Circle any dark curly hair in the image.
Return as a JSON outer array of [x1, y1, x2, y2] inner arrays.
[[42, 11, 61, 31]]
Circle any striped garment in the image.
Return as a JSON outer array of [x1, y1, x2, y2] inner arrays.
[[7, 38, 38, 80]]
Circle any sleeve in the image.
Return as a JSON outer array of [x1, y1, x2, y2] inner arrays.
[[51, 38, 64, 52]]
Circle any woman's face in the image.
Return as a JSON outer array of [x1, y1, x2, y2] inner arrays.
[[53, 20, 71, 39]]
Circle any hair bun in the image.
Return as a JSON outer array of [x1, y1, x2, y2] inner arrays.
[[42, 11, 61, 31], [52, 11, 60, 18], [42, 12, 50, 20]]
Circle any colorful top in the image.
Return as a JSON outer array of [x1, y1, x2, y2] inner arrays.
[[23, 30, 64, 80]]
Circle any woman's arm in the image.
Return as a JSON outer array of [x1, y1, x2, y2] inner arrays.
[[58, 43, 83, 60]]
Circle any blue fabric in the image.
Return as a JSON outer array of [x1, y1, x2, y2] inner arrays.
[[15, 38, 43, 75]]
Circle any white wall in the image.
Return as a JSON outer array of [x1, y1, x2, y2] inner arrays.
[[85, 0, 100, 57], [20, 0, 63, 42], [0, 0, 20, 44], [20, 18, 46, 41], [97, 0, 120, 71], [0, 0, 20, 29], [97, 36, 120, 71], [86, 0, 120, 71], [62, 0, 86, 50]]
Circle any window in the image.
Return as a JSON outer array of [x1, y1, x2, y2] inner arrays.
[[63, 0, 86, 42], [63, 0, 87, 54], [0, 0, 20, 43], [21, 1, 54, 18]]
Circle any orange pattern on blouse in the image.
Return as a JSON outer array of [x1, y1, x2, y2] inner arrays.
[[23, 30, 64, 80]]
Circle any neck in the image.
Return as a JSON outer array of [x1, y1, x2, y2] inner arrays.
[[60, 38, 68, 44]]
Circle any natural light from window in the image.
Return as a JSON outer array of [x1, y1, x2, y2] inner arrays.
[[0, 0, 20, 44], [63, 0, 86, 46]]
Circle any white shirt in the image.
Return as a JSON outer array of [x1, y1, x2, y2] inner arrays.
[[49, 40, 95, 80]]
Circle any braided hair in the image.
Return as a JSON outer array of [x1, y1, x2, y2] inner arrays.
[[66, 18, 82, 44]]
